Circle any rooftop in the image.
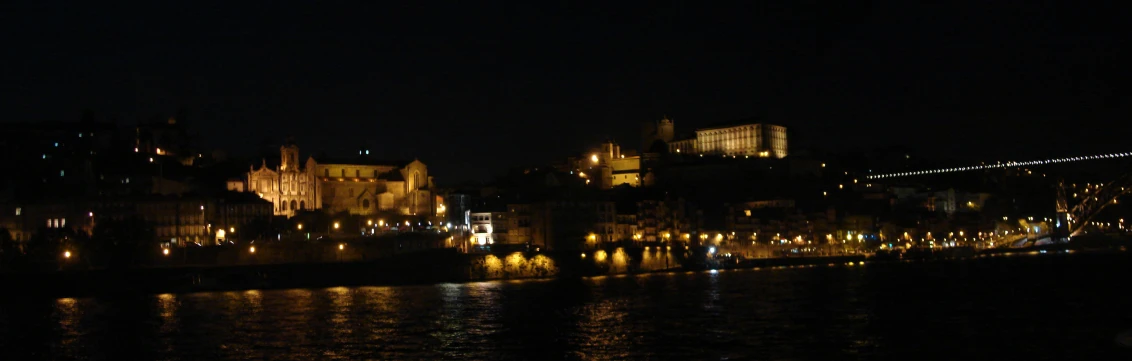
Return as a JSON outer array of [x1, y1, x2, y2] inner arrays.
[[697, 116, 785, 131], [313, 154, 411, 167]]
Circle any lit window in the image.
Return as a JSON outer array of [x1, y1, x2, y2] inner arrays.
[[42, 154, 46, 159], [79, 133, 83, 138], [54, 142, 58, 147], [15, 207, 20, 216], [60, 170, 65, 177]]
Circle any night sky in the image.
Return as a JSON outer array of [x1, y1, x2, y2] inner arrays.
[[2, 1, 1129, 184]]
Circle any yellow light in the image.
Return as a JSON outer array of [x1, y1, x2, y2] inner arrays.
[[338, 243, 345, 250], [63, 251, 71, 259], [591, 154, 599, 163], [162, 248, 169, 256], [297, 223, 303, 230], [839, 184, 844, 189], [229, 227, 235, 233], [334, 222, 340, 229], [379, 220, 384, 226], [367, 220, 373, 226], [405, 221, 410, 226], [821, 163, 826, 168], [249, 246, 256, 254], [853, 179, 858, 184]]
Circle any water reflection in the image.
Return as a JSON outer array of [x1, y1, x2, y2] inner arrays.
[[51, 297, 91, 360], [2, 254, 1129, 360], [155, 293, 179, 355]]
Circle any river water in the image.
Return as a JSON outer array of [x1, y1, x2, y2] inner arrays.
[[2, 252, 1131, 360]]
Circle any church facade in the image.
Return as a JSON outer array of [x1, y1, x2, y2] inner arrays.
[[247, 142, 434, 218]]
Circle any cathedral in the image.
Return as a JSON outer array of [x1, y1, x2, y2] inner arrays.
[[247, 140, 434, 217]]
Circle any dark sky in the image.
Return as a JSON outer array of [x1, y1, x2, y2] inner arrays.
[[2, 1, 1129, 183]]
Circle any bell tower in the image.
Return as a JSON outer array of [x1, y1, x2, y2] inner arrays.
[[657, 116, 674, 143], [280, 137, 300, 171]]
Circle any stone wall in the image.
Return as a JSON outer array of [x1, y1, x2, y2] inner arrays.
[[466, 247, 686, 280]]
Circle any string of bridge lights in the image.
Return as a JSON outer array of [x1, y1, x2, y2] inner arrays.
[[866, 152, 1132, 180]]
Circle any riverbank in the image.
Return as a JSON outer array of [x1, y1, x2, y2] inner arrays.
[[1, 248, 877, 298], [5, 245, 1122, 298]]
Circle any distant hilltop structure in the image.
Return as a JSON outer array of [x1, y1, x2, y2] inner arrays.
[[643, 116, 787, 159], [245, 140, 436, 218]]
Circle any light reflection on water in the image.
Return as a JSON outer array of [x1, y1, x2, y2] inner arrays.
[[1, 254, 1130, 360]]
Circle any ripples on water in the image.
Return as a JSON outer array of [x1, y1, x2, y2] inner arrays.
[[2, 255, 1131, 360]]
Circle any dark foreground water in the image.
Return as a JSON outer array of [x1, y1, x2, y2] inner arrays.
[[3, 252, 1132, 360]]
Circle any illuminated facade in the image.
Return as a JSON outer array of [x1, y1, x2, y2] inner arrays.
[[247, 141, 434, 217], [470, 212, 508, 246], [661, 117, 788, 158], [577, 140, 642, 189]]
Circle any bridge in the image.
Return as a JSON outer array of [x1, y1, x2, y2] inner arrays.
[[861, 151, 1132, 241], [866, 151, 1132, 180]]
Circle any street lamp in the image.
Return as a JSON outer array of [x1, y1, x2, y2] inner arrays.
[[63, 250, 71, 259], [334, 222, 340, 230], [297, 223, 303, 230]]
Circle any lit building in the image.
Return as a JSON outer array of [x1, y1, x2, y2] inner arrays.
[[507, 203, 533, 245], [247, 140, 434, 217], [576, 140, 642, 189], [0, 192, 272, 247], [658, 117, 788, 158], [470, 211, 508, 246]]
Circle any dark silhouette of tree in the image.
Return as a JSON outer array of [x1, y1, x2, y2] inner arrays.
[[240, 218, 274, 243], [91, 216, 155, 269], [0, 228, 17, 270]]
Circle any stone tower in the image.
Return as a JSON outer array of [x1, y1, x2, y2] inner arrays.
[[642, 115, 676, 152], [656, 116, 674, 143], [280, 138, 300, 172]]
